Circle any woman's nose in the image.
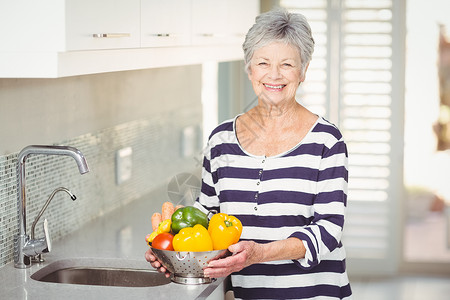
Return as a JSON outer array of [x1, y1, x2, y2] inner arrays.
[[268, 65, 282, 79]]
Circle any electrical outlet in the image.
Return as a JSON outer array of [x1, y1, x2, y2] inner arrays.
[[115, 147, 132, 185]]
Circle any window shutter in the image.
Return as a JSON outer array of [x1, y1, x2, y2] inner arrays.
[[281, 0, 405, 275]]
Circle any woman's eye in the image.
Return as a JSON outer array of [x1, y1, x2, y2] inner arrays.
[[283, 63, 293, 67], [258, 62, 267, 66]]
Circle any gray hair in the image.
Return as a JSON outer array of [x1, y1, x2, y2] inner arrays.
[[242, 9, 315, 75]]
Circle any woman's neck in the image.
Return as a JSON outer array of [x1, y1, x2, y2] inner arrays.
[[251, 99, 301, 125]]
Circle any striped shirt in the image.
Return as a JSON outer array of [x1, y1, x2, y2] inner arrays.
[[196, 115, 352, 299]]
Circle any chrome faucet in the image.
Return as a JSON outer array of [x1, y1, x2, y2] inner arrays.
[[14, 145, 89, 269], [30, 187, 76, 263]]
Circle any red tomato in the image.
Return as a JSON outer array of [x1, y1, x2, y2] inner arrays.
[[152, 232, 174, 250]]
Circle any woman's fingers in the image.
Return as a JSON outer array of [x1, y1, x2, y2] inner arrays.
[[204, 256, 235, 278], [144, 248, 155, 261], [203, 266, 231, 278], [204, 245, 247, 277], [145, 248, 171, 277], [204, 241, 264, 278], [204, 257, 242, 277]]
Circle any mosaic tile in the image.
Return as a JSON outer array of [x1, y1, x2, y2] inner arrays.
[[0, 106, 202, 268]]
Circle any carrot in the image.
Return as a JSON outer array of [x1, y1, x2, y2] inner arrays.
[[151, 213, 162, 231], [174, 204, 184, 212], [162, 202, 175, 221]]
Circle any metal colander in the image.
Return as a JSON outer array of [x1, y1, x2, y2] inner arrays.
[[150, 247, 230, 284]]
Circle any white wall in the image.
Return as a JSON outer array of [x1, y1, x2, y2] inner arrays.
[[0, 66, 201, 155]]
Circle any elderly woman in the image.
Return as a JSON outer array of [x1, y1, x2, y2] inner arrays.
[[146, 9, 352, 300]]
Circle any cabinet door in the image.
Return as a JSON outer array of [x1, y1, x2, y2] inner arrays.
[[191, 0, 229, 45], [191, 0, 259, 46], [65, 0, 140, 51], [0, 0, 65, 51], [141, 0, 191, 48], [226, 0, 259, 45]]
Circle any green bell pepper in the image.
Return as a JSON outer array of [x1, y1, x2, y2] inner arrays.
[[171, 206, 209, 234]]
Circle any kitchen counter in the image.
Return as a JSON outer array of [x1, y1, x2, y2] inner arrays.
[[0, 187, 229, 300]]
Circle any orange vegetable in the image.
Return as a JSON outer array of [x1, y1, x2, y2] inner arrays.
[[162, 202, 175, 221], [151, 213, 162, 231], [208, 213, 242, 250], [174, 204, 184, 212]]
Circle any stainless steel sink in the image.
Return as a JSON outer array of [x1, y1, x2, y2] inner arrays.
[[30, 258, 171, 287]]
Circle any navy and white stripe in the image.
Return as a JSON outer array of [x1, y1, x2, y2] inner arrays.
[[196, 115, 352, 299]]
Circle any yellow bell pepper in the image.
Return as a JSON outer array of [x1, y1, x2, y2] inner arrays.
[[208, 213, 242, 250], [145, 231, 158, 245], [157, 219, 172, 234], [172, 224, 213, 252]]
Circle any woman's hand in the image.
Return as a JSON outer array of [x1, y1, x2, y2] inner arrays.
[[203, 241, 264, 278], [203, 238, 305, 278], [144, 248, 171, 278]]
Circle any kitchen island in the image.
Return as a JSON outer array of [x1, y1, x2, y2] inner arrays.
[[0, 188, 229, 299]]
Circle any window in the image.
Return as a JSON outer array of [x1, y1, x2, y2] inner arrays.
[[281, 0, 406, 275]]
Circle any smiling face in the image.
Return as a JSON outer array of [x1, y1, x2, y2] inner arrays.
[[248, 42, 306, 107]]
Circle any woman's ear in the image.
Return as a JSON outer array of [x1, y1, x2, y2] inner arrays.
[[300, 63, 310, 84]]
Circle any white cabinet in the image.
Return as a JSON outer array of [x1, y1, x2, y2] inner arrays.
[[191, 0, 230, 45], [192, 0, 258, 46], [66, 0, 140, 51], [141, 0, 192, 48], [0, 0, 140, 52], [0, 1, 65, 52], [227, 0, 259, 44], [0, 0, 259, 78]]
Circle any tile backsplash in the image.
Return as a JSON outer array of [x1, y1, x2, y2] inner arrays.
[[0, 67, 203, 268]]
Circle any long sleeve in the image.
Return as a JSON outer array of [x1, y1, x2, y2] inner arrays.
[[290, 137, 348, 269]]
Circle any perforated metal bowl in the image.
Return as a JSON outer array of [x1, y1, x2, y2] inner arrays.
[[150, 247, 230, 284]]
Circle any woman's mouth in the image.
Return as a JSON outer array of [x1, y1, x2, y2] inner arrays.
[[263, 83, 286, 90]]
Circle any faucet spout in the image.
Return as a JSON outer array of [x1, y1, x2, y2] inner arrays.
[[31, 187, 76, 240], [14, 145, 90, 269]]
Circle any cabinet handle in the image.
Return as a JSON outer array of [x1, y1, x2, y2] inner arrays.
[[198, 33, 226, 38], [149, 33, 177, 37], [92, 33, 131, 38], [198, 33, 245, 38]]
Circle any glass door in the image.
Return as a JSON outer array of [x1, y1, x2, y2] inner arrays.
[[402, 0, 450, 272]]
